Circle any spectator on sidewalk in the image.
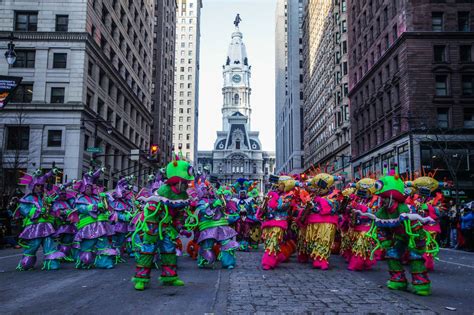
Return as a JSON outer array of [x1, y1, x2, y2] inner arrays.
[[439, 204, 450, 247], [448, 201, 459, 248], [460, 206, 474, 252]]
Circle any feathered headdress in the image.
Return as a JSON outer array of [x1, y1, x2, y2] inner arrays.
[[19, 168, 59, 191], [74, 167, 105, 193]]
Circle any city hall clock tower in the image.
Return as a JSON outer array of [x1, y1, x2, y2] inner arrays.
[[221, 24, 252, 131]]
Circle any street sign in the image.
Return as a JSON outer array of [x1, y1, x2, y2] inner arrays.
[[86, 147, 102, 153], [130, 149, 140, 161]]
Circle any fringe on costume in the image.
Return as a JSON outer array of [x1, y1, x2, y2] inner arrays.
[[261, 226, 285, 256], [306, 223, 337, 260], [351, 231, 376, 259], [297, 226, 307, 254], [340, 230, 355, 254]]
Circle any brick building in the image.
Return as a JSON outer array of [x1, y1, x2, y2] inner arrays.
[[348, 0, 474, 197]]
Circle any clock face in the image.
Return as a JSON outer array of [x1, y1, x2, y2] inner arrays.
[[232, 74, 242, 83]]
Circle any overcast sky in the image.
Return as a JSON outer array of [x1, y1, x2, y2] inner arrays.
[[198, 0, 277, 151]]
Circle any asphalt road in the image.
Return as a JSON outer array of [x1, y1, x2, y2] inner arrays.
[[0, 247, 473, 314]]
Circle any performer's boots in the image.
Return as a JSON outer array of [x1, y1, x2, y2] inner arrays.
[[312, 258, 329, 270], [220, 249, 236, 269], [17, 255, 36, 271], [411, 259, 431, 296], [132, 246, 155, 290], [198, 240, 216, 268], [160, 253, 184, 286], [347, 255, 364, 271], [386, 259, 408, 291], [261, 251, 278, 270]]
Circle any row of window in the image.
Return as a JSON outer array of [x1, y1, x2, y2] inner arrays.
[[432, 11, 471, 32], [5, 126, 62, 150], [13, 50, 67, 69], [13, 11, 69, 32], [436, 108, 474, 129], [12, 84, 65, 104], [435, 75, 474, 97], [433, 44, 473, 63]]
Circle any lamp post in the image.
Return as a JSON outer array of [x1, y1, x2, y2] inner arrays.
[[3, 33, 17, 65]]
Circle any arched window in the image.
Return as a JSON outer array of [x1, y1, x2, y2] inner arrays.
[[233, 93, 239, 105]]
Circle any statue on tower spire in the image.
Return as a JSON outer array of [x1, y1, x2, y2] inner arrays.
[[234, 14, 242, 27]]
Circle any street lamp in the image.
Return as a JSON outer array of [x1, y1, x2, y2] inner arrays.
[[3, 33, 17, 65]]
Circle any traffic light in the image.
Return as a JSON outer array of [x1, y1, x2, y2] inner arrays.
[[149, 144, 159, 161]]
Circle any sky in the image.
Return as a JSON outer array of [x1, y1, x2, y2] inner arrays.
[[198, 0, 277, 151]]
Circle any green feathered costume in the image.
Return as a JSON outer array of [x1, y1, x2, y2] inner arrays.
[[131, 158, 194, 291]]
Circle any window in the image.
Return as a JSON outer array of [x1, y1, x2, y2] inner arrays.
[[51, 87, 65, 103], [11, 84, 33, 103], [435, 75, 448, 96], [47, 130, 62, 147], [460, 45, 472, 62], [234, 94, 239, 105], [462, 75, 474, 96], [6, 126, 30, 150], [55, 15, 68, 31], [14, 11, 38, 31], [52, 53, 67, 68], [437, 108, 449, 128], [12, 50, 35, 68], [393, 55, 399, 71], [432, 12, 443, 31], [464, 108, 474, 128], [458, 12, 470, 32], [433, 45, 446, 63]]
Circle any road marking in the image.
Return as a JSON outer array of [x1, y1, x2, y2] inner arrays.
[[440, 248, 474, 255], [437, 259, 474, 269], [0, 253, 22, 260]]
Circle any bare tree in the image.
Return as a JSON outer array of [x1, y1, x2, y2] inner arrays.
[[415, 128, 471, 206], [1, 104, 28, 202]]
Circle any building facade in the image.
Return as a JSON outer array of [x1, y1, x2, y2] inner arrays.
[[152, 0, 177, 166], [197, 23, 275, 192], [0, 0, 155, 193], [302, 0, 351, 177], [172, 0, 202, 163], [275, 0, 304, 175], [348, 0, 474, 197]]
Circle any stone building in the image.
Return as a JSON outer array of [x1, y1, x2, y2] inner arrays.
[[348, 0, 474, 197], [152, 0, 177, 166], [0, 0, 155, 191], [275, 0, 304, 175], [172, 0, 202, 163], [302, 0, 351, 178], [197, 22, 275, 191]]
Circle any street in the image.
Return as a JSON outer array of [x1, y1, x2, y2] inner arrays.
[[1, 248, 473, 314]]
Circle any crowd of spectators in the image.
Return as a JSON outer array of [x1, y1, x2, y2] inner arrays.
[[439, 200, 474, 252]]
